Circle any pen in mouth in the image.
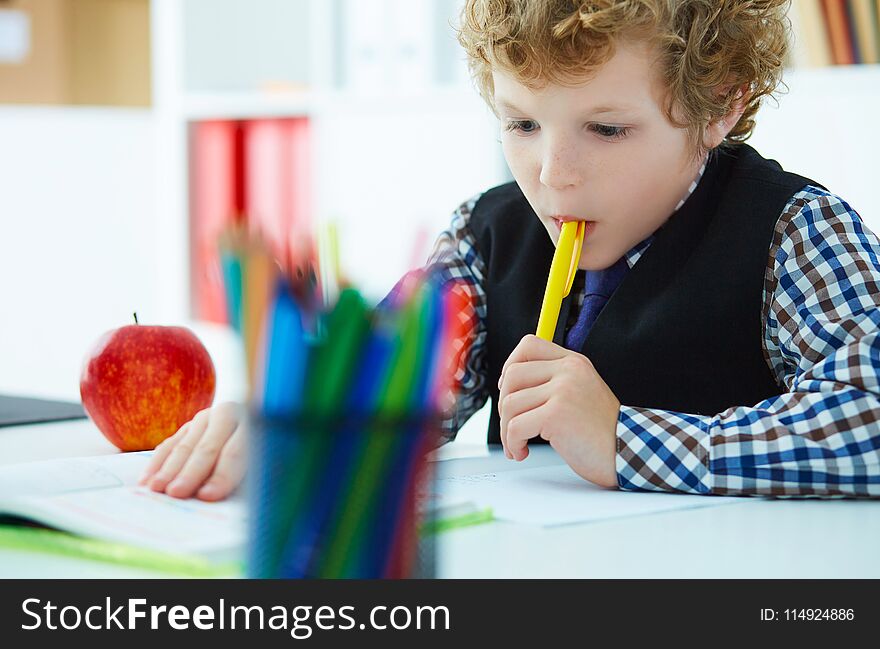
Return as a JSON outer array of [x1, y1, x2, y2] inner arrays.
[[551, 217, 596, 238]]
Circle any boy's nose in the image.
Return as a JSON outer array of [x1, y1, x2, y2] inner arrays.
[[539, 147, 582, 190]]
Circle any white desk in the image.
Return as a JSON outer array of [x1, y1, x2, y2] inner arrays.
[[2, 419, 879, 578]]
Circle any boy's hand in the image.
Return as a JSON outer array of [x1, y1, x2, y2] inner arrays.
[[138, 401, 246, 501], [498, 334, 620, 489]]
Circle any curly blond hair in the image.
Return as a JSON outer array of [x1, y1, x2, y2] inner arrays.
[[457, 0, 791, 155]]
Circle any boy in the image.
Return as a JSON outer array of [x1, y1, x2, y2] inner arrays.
[[141, 0, 880, 499]]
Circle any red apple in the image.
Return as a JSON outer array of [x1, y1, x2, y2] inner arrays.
[[80, 317, 216, 451]]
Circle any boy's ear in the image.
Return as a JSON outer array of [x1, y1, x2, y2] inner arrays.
[[703, 83, 750, 149]]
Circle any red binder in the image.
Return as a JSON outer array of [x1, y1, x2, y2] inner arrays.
[[191, 117, 313, 323], [244, 117, 313, 270], [191, 120, 245, 323]]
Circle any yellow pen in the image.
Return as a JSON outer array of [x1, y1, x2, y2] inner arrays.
[[536, 220, 586, 340]]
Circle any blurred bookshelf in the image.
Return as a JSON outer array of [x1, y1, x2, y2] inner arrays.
[[788, 0, 880, 67], [151, 0, 506, 323]]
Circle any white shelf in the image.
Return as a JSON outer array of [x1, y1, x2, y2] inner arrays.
[[182, 90, 314, 120], [315, 85, 487, 115], [0, 105, 152, 118], [177, 62, 880, 123], [178, 64, 880, 123], [180, 85, 485, 121]]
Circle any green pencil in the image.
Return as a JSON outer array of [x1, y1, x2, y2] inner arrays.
[[0, 525, 241, 578], [318, 282, 432, 578]]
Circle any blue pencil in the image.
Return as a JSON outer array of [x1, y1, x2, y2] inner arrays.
[[261, 279, 308, 418]]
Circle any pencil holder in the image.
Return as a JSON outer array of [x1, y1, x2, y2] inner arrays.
[[245, 409, 441, 579]]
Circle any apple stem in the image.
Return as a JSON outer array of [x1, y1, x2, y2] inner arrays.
[[133, 312, 139, 325]]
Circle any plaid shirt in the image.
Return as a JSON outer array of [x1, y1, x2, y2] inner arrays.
[[423, 169, 880, 498]]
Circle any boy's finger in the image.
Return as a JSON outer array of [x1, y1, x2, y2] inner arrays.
[[148, 414, 209, 492], [497, 360, 555, 408], [139, 424, 188, 484], [500, 383, 550, 449], [196, 430, 246, 501], [506, 405, 545, 461], [500, 334, 566, 386], [164, 414, 234, 499]]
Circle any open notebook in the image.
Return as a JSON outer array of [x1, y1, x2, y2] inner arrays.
[[0, 451, 245, 571], [0, 450, 492, 576]]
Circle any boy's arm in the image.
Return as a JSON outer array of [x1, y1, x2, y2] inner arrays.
[[616, 187, 880, 497], [383, 195, 491, 443]]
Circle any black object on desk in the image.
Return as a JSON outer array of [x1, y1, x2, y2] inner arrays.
[[0, 394, 87, 428]]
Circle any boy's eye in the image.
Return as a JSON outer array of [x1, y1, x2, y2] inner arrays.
[[504, 120, 629, 140], [589, 123, 629, 140], [504, 119, 538, 135]]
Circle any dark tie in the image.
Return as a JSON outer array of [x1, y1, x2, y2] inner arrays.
[[563, 255, 630, 351]]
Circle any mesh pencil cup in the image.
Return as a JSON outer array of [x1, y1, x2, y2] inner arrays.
[[245, 409, 440, 579]]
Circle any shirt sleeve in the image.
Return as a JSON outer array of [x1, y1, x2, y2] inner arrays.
[[615, 186, 880, 497], [381, 193, 490, 442]]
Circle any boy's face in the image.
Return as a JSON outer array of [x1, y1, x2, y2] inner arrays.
[[494, 38, 705, 271]]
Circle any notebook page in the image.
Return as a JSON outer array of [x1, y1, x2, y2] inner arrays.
[[3, 486, 245, 556], [0, 451, 153, 498]]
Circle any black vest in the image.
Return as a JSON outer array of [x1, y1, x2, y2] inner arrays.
[[468, 144, 820, 444]]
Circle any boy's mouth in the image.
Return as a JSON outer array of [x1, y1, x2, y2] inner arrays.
[[550, 216, 597, 238]]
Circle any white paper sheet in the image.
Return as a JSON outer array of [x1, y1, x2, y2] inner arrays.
[[437, 455, 742, 527]]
